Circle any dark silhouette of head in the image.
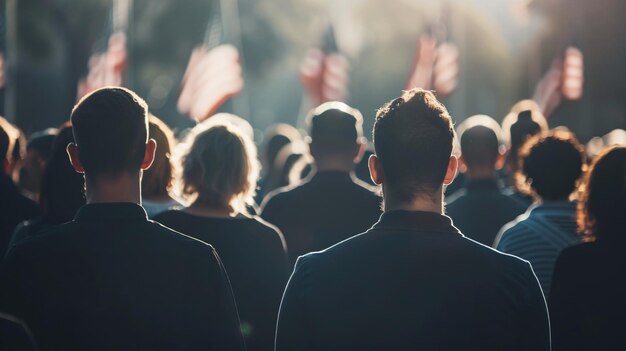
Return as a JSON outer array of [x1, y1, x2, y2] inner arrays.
[[142, 115, 175, 199], [19, 128, 57, 195], [261, 124, 301, 172], [69, 87, 151, 179], [307, 102, 364, 167], [371, 88, 455, 203], [505, 109, 548, 175], [518, 130, 585, 201], [40, 124, 85, 224], [456, 115, 504, 177], [578, 146, 626, 241]]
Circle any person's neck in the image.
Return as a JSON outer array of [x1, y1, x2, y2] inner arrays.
[[85, 172, 142, 204], [185, 200, 238, 218], [143, 193, 174, 203], [382, 186, 443, 214], [466, 167, 497, 180], [314, 158, 354, 173]]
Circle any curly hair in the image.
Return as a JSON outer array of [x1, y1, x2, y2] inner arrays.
[[577, 146, 626, 240], [517, 130, 585, 201]]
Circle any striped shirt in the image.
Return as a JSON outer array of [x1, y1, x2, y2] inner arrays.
[[494, 201, 581, 296]]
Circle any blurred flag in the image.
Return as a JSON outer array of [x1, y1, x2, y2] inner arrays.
[[405, 33, 459, 98], [299, 25, 350, 105], [533, 46, 583, 117], [177, 44, 244, 122], [561, 47, 584, 100], [76, 32, 127, 100]]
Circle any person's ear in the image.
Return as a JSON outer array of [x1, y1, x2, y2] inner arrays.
[[141, 138, 157, 170], [458, 155, 468, 173], [66, 143, 85, 173], [495, 153, 505, 170], [443, 155, 458, 186], [368, 154, 384, 185]]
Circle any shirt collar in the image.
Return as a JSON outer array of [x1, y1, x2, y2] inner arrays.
[[74, 203, 148, 222], [374, 209, 462, 235]]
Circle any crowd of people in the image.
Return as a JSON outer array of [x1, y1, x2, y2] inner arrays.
[[0, 85, 624, 350]]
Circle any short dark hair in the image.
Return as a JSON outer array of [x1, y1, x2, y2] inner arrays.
[[307, 101, 363, 156], [457, 115, 503, 169], [71, 87, 149, 177], [578, 146, 626, 240], [0, 124, 9, 163], [373, 88, 454, 201], [518, 130, 585, 201]]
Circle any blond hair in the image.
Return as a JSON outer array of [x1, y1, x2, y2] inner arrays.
[[175, 120, 259, 214]]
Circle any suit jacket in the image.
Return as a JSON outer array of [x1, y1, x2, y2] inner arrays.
[[261, 171, 381, 264], [0, 203, 245, 351], [276, 210, 551, 351]]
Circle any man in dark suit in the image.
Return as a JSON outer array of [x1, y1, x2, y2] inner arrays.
[[261, 102, 381, 264], [0, 87, 245, 350], [445, 115, 526, 246], [275, 89, 550, 351]]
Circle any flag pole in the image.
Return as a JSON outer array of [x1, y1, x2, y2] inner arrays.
[[4, 0, 17, 123], [220, 0, 250, 121]]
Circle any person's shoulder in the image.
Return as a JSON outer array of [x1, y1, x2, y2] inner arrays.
[[152, 209, 183, 223], [251, 216, 282, 235], [292, 229, 374, 271], [147, 219, 213, 247], [461, 235, 532, 269], [246, 216, 288, 251], [4, 221, 77, 259], [260, 182, 308, 212], [494, 212, 532, 245]]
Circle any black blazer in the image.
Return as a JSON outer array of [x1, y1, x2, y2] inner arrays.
[[0, 203, 245, 351], [261, 171, 381, 264], [276, 210, 550, 351]]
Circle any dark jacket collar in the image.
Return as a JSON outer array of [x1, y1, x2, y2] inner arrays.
[[74, 203, 148, 222], [374, 210, 462, 235], [310, 170, 353, 182]]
